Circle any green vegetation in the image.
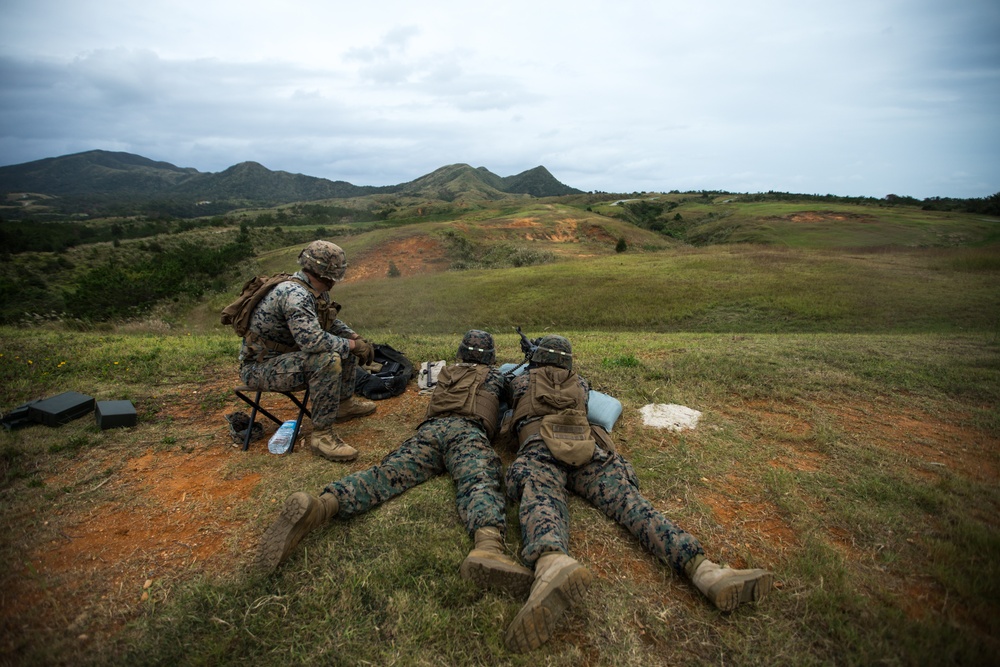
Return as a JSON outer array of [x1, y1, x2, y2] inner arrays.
[[4, 183, 998, 325], [0, 328, 997, 665], [335, 245, 999, 335], [598, 197, 1000, 248], [0, 184, 998, 665]]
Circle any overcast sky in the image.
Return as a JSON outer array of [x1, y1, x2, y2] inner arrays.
[[1, 1, 998, 199]]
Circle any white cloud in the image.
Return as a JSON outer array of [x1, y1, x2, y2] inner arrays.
[[0, 0, 997, 198]]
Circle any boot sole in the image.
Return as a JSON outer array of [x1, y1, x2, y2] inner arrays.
[[253, 493, 312, 574], [504, 563, 592, 653], [312, 447, 358, 462], [460, 556, 535, 599], [335, 405, 376, 423], [708, 570, 774, 612]]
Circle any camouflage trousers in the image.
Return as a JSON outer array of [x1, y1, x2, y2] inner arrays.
[[324, 416, 507, 536], [506, 438, 705, 573], [240, 351, 358, 429]]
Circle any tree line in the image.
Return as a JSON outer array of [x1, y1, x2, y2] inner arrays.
[[0, 239, 255, 324]]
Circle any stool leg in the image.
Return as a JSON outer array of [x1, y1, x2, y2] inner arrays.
[[286, 387, 309, 454], [243, 390, 263, 451]]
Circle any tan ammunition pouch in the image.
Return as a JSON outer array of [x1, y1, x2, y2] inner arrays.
[[513, 367, 594, 466], [424, 363, 499, 439], [316, 297, 340, 332], [590, 424, 616, 453], [541, 410, 595, 466], [244, 331, 299, 363]]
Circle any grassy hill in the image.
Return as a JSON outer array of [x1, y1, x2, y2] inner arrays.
[[0, 192, 999, 665]]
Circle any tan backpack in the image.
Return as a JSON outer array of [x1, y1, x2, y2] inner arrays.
[[220, 273, 303, 337]]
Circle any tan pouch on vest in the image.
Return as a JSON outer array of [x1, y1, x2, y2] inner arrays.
[[425, 365, 479, 415], [540, 409, 596, 466], [590, 424, 616, 453]]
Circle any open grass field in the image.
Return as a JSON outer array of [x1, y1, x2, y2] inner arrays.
[[1, 199, 999, 665]]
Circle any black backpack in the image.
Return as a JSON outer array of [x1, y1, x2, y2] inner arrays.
[[354, 344, 414, 400]]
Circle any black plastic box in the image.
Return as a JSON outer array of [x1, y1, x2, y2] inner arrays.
[[95, 400, 137, 430], [28, 391, 95, 426]]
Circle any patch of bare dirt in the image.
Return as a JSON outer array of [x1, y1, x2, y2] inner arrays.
[[344, 235, 450, 282], [785, 211, 877, 224], [583, 224, 617, 244], [829, 401, 997, 483], [699, 473, 799, 564], [514, 218, 581, 243], [0, 376, 425, 657], [336, 218, 623, 286]]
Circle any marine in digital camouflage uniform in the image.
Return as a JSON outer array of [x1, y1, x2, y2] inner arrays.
[[239, 240, 377, 462], [254, 330, 534, 598], [502, 334, 775, 653]]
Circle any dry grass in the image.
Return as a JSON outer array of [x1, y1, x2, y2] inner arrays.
[[1, 330, 998, 666]]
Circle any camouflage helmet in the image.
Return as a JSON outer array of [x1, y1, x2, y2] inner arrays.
[[530, 334, 573, 370], [458, 329, 496, 365], [298, 240, 347, 283]]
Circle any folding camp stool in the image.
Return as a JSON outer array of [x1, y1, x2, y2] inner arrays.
[[233, 385, 311, 452]]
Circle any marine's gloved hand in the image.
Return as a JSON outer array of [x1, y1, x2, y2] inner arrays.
[[351, 338, 375, 366]]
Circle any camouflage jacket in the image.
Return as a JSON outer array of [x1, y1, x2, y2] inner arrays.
[[239, 270, 356, 364]]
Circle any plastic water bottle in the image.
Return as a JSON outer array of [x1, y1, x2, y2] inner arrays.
[[268, 420, 297, 454]]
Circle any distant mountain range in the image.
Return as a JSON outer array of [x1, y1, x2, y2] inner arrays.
[[0, 150, 583, 207]]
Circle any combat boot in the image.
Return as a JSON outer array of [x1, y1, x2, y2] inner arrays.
[[504, 552, 592, 653], [690, 558, 774, 612], [335, 396, 376, 422], [460, 527, 534, 598], [254, 491, 339, 574], [311, 427, 358, 462]]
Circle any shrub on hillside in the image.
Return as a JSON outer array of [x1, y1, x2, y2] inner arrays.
[[63, 240, 254, 321]]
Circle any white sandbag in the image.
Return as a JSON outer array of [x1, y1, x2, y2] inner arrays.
[[640, 404, 701, 431]]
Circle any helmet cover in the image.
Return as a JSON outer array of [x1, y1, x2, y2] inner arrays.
[[458, 329, 496, 365], [530, 334, 573, 370], [298, 240, 347, 282]]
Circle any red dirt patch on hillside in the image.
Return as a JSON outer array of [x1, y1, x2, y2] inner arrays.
[[338, 217, 624, 285], [345, 236, 450, 282], [786, 211, 876, 224]]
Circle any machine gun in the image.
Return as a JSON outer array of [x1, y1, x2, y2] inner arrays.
[[516, 325, 538, 359], [505, 326, 539, 378]]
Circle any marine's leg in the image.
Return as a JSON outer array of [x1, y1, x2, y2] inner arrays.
[[505, 439, 573, 567], [323, 424, 445, 518], [335, 352, 376, 422], [241, 351, 356, 460], [570, 449, 772, 612], [441, 418, 532, 597], [569, 449, 704, 574], [503, 439, 591, 651]]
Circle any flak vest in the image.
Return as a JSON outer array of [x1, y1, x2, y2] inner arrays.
[[514, 367, 616, 461], [512, 365, 585, 434], [424, 363, 500, 439]]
